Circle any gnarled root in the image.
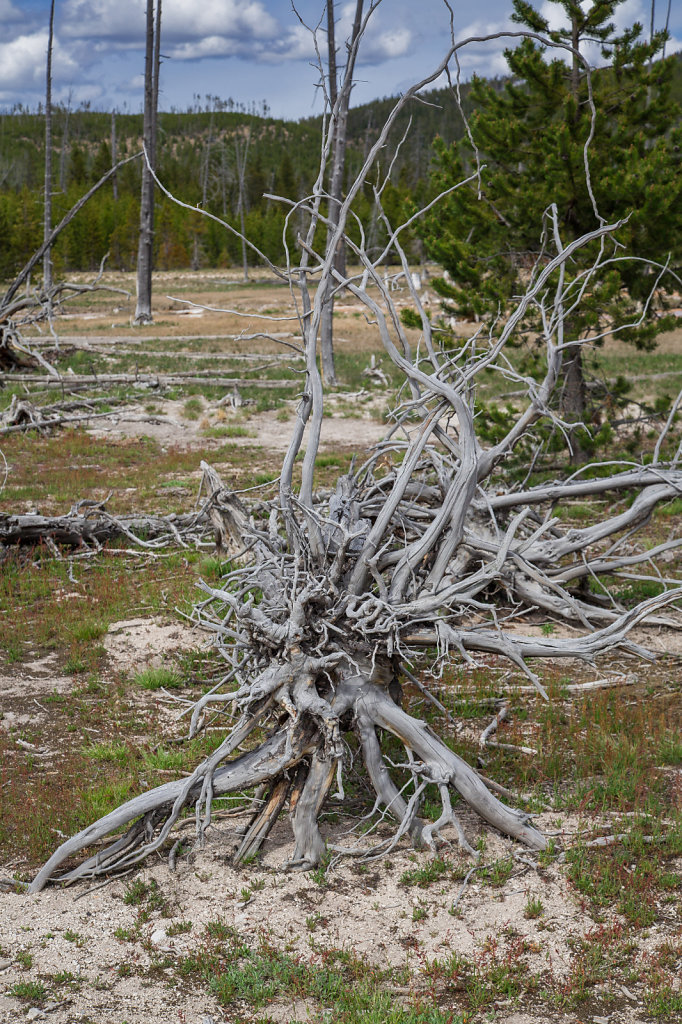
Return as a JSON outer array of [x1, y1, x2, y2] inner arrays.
[[29, 659, 545, 893]]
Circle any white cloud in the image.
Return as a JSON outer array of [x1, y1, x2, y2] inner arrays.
[[271, 23, 317, 62], [55, 82, 104, 105], [442, 17, 517, 79], [359, 26, 412, 62], [331, 3, 412, 64], [167, 35, 245, 60], [0, 30, 79, 93], [61, 0, 279, 47]]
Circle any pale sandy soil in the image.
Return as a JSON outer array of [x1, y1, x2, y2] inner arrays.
[[0, 809, 677, 1024], [85, 394, 389, 454]]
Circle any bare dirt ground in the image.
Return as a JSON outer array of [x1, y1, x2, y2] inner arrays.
[[83, 394, 388, 454], [0, 815, 659, 1024]]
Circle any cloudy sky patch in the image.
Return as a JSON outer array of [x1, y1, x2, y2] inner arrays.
[[0, 0, 679, 117]]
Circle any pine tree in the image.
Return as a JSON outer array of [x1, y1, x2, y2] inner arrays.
[[424, 0, 681, 456]]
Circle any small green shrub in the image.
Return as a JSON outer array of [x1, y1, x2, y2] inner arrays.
[[167, 920, 193, 936], [10, 980, 46, 1002], [183, 397, 204, 420], [70, 619, 108, 642]]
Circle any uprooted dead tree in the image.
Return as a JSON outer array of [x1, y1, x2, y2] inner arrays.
[[23, 24, 682, 892]]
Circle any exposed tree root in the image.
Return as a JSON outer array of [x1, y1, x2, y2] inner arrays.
[[28, 665, 547, 893]]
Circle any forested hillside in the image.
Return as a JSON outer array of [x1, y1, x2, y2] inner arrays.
[[0, 79, 480, 278], [0, 51, 680, 277]]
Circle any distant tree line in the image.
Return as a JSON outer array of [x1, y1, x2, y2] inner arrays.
[[0, 47, 680, 281], [0, 82, 478, 278]]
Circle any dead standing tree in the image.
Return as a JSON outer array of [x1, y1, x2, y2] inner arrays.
[[43, 0, 56, 295], [319, 0, 364, 386], [134, 0, 162, 325], [29, 27, 682, 891]]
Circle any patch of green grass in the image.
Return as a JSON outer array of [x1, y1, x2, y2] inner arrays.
[[524, 896, 544, 919], [79, 779, 136, 824], [657, 733, 682, 764], [177, 923, 460, 1022], [0, 543, 201, 674], [557, 922, 640, 1009], [51, 970, 83, 989], [143, 747, 185, 771], [616, 579, 666, 608], [83, 740, 131, 765], [553, 502, 593, 521], [252, 471, 278, 485], [69, 619, 109, 642], [167, 920, 193, 936], [566, 822, 682, 926], [196, 555, 231, 581], [315, 453, 344, 468], [2, 638, 24, 663], [400, 857, 455, 888], [479, 858, 513, 888], [133, 666, 183, 690], [183, 397, 204, 420], [124, 878, 158, 906], [64, 650, 88, 673], [10, 980, 47, 1002], [646, 988, 682, 1019], [202, 424, 253, 438], [426, 934, 537, 1013], [659, 495, 682, 516], [204, 919, 235, 941]]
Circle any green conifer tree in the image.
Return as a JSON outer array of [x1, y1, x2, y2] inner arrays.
[[424, 0, 681, 457]]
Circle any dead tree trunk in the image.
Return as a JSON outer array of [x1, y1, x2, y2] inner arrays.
[[134, 0, 160, 325], [562, 342, 587, 463], [0, 154, 141, 369], [319, 0, 363, 386], [43, 0, 56, 295], [234, 132, 250, 283], [29, 22, 682, 894]]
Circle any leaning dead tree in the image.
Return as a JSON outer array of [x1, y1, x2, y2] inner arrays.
[[29, 24, 682, 891], [43, 0, 56, 295], [0, 154, 140, 372]]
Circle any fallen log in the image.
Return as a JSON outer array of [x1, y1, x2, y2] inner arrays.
[[2, 372, 298, 390], [0, 464, 262, 553], [0, 511, 202, 549]]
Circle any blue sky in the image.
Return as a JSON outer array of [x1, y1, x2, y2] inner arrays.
[[1, 1, 680, 119]]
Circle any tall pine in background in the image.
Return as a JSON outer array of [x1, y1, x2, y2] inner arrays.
[[424, 0, 681, 457]]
